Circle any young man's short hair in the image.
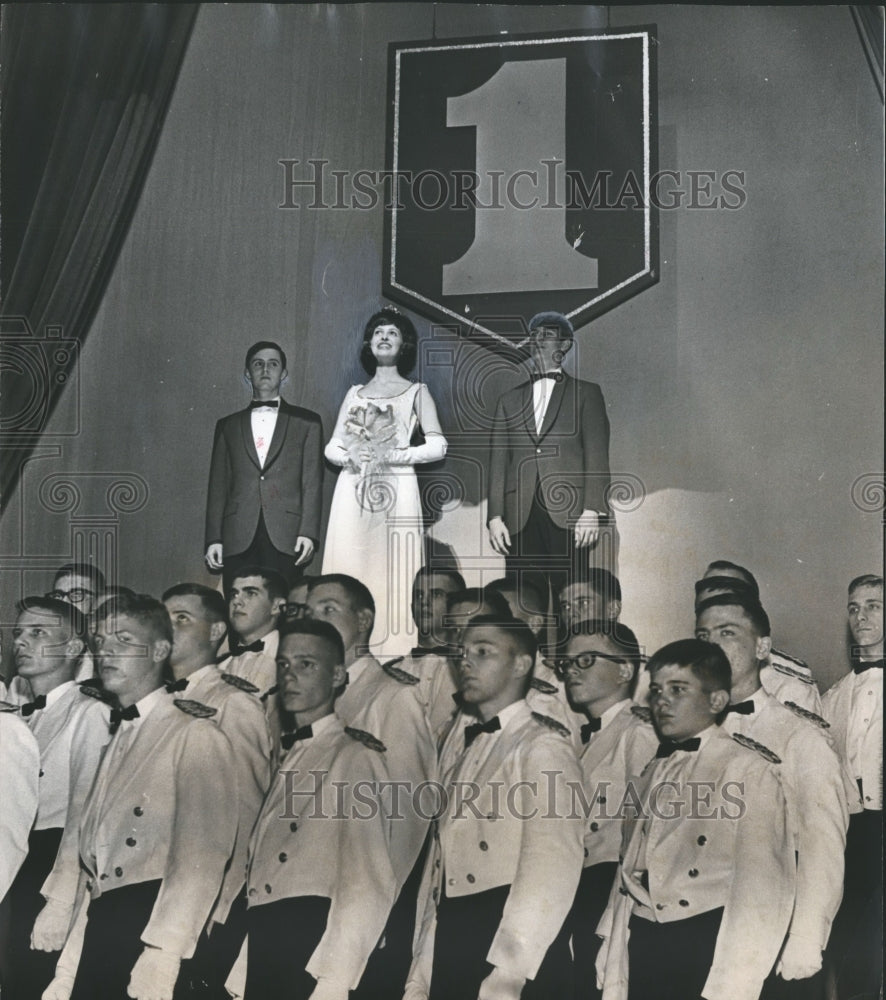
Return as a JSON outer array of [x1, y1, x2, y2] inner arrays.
[[704, 560, 760, 597], [308, 574, 376, 616], [695, 592, 771, 638], [229, 566, 289, 604], [463, 614, 538, 663], [448, 587, 512, 619], [528, 311, 574, 343], [94, 592, 173, 645], [162, 583, 227, 622], [53, 562, 106, 593], [16, 596, 88, 642], [647, 637, 731, 694], [278, 617, 345, 665], [848, 574, 883, 594], [567, 618, 642, 663], [485, 575, 546, 615], [413, 565, 467, 592], [245, 341, 287, 370]]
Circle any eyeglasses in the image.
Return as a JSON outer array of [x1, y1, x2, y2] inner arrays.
[[284, 602, 309, 618], [47, 588, 94, 604], [542, 651, 630, 678]]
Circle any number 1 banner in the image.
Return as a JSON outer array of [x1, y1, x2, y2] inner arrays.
[[384, 28, 658, 346]]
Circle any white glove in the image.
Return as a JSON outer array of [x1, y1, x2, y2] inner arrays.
[[31, 899, 74, 952], [776, 933, 823, 980], [127, 946, 182, 1000], [42, 972, 75, 1000], [388, 435, 447, 465], [324, 438, 352, 468], [308, 977, 350, 1000], [401, 983, 429, 1000], [478, 966, 526, 1000]]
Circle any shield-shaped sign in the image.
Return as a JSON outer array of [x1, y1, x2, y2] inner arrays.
[[384, 28, 658, 348]]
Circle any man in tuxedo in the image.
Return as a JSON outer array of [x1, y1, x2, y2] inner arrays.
[[487, 312, 611, 604], [205, 341, 324, 591]]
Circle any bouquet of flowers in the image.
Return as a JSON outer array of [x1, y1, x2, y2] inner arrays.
[[343, 402, 399, 513]]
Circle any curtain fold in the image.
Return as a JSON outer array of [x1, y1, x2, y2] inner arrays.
[[0, 3, 200, 503]]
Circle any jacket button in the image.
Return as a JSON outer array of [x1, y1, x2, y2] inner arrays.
[[536, 448, 541, 455], [134, 807, 144, 816], [432, 887, 439, 902], [86, 881, 94, 892], [466, 874, 476, 884], [265, 884, 272, 894], [697, 836, 707, 846], [655, 903, 664, 910], [679, 899, 690, 907], [39, 769, 45, 777], [448, 878, 455, 886], [260, 475, 265, 481], [248, 888, 257, 897], [435, 859, 441, 869], [688, 869, 698, 878], [126, 837, 136, 847], [115, 867, 123, 877], [584, 848, 589, 858], [479, 841, 488, 851], [290, 821, 298, 832], [278, 852, 288, 863], [100, 874, 108, 880], [618, 887, 628, 896], [590, 822, 599, 832]]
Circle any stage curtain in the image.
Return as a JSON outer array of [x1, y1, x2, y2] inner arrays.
[[0, 3, 199, 502]]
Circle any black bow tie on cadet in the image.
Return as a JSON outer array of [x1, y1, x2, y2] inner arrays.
[[464, 716, 502, 748], [852, 657, 885, 675], [249, 399, 279, 410], [655, 737, 702, 759], [165, 677, 189, 693], [529, 371, 564, 384], [411, 645, 453, 658], [281, 725, 314, 751], [580, 716, 603, 744], [724, 700, 755, 715], [230, 637, 265, 656], [109, 703, 140, 735], [20, 694, 47, 717]]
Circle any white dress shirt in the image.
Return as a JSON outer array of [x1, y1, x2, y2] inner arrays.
[[531, 369, 562, 435], [250, 397, 280, 467]]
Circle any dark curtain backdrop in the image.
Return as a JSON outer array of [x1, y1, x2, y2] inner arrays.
[[0, 5, 881, 688], [0, 3, 199, 500]]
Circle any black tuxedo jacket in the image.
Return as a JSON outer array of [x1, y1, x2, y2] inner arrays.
[[487, 373, 610, 533], [205, 401, 323, 556]]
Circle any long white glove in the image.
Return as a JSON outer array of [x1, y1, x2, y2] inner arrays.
[[31, 899, 74, 952], [478, 966, 526, 1000], [388, 435, 447, 465], [127, 946, 181, 1000], [308, 977, 350, 1000], [776, 933, 823, 980], [42, 972, 75, 1000]]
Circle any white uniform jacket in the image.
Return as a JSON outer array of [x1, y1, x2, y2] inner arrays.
[[246, 712, 397, 990], [596, 725, 795, 1000], [0, 710, 40, 901], [822, 665, 882, 811]]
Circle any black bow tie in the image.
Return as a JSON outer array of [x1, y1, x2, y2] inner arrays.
[[109, 703, 140, 735], [230, 638, 265, 656], [249, 399, 279, 410], [464, 716, 501, 747], [165, 677, 189, 693], [530, 371, 563, 384], [411, 645, 452, 659], [20, 694, 47, 717], [580, 717, 602, 744], [281, 725, 313, 751], [724, 700, 755, 715], [656, 737, 701, 759], [853, 658, 884, 675]]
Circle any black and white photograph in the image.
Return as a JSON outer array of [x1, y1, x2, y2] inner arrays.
[[1, 4, 883, 1000]]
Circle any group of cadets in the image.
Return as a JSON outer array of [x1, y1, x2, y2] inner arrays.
[[0, 557, 881, 1000]]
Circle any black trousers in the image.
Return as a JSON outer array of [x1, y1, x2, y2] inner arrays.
[[243, 897, 330, 1000], [3, 827, 63, 1000], [175, 890, 248, 1000], [70, 880, 163, 1000], [223, 511, 304, 593], [627, 907, 723, 1000], [826, 808, 883, 1000], [429, 885, 573, 1000], [568, 862, 619, 1000]]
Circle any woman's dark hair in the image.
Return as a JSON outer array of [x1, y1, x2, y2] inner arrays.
[[359, 308, 418, 376]]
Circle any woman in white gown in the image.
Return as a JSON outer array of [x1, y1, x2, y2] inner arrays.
[[322, 308, 447, 652]]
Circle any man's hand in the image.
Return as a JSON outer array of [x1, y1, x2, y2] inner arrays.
[[488, 516, 511, 556], [776, 934, 823, 980], [42, 973, 75, 1000], [127, 946, 181, 1000], [574, 509, 600, 548], [478, 966, 526, 1000], [30, 899, 73, 952], [205, 544, 224, 570], [293, 536, 315, 566]]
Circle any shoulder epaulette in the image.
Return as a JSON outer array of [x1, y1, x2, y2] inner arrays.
[[732, 732, 782, 765], [530, 677, 558, 695], [630, 705, 653, 723], [771, 648, 810, 670], [0, 700, 19, 713], [174, 698, 218, 719], [221, 673, 260, 695], [381, 658, 420, 686], [784, 701, 830, 729], [531, 711, 570, 738], [260, 685, 279, 703], [771, 661, 814, 684], [345, 726, 387, 753], [78, 679, 113, 703]]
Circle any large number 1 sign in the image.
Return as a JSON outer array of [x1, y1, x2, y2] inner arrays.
[[385, 28, 657, 347]]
